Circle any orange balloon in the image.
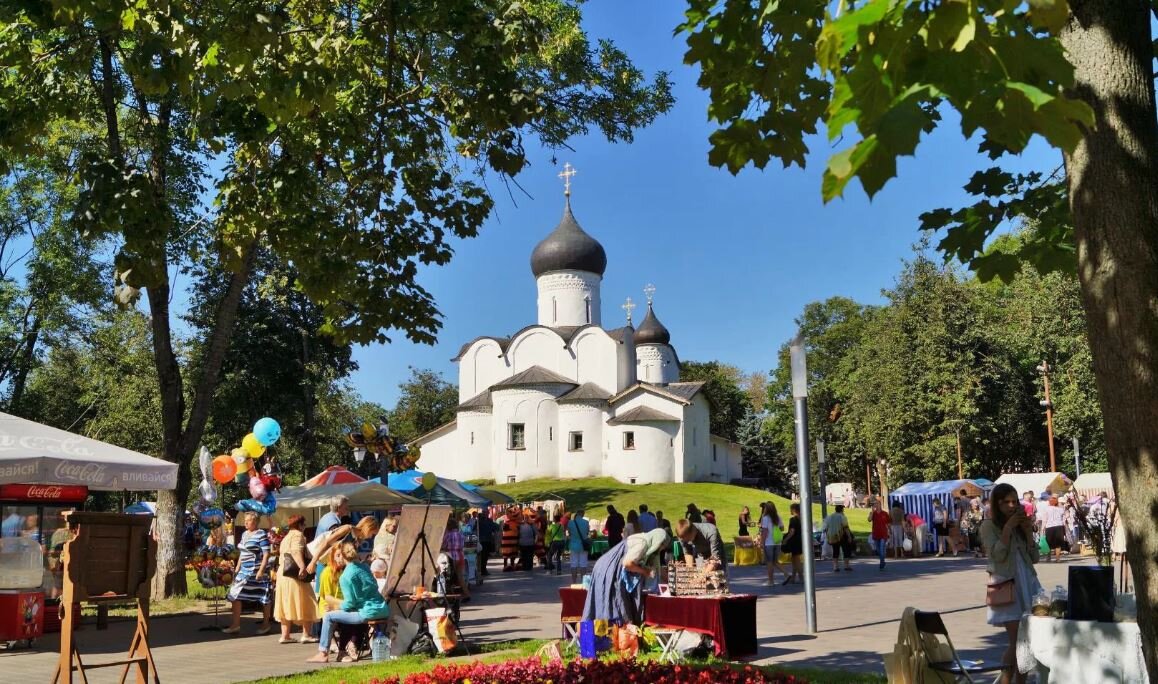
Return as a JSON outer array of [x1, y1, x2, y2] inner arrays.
[[211, 455, 237, 484]]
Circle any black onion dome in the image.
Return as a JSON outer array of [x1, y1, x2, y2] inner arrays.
[[530, 200, 607, 277], [634, 304, 671, 345]]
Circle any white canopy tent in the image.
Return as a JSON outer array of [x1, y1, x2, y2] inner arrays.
[[272, 481, 420, 526], [994, 472, 1072, 498], [1073, 472, 1113, 499], [0, 412, 177, 490]]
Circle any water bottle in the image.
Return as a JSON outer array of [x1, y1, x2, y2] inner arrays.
[[371, 627, 391, 662]]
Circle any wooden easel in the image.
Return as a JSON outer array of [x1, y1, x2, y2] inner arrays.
[[52, 512, 159, 684]]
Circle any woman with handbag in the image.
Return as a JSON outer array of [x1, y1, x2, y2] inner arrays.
[[980, 482, 1042, 684], [274, 514, 319, 644]]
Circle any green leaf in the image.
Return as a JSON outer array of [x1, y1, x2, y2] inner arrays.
[[1027, 0, 1070, 33], [817, 0, 893, 72], [822, 135, 882, 201]]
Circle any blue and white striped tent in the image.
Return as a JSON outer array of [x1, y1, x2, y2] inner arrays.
[[888, 479, 986, 552]]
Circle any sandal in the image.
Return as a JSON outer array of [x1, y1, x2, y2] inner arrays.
[[221, 626, 241, 635], [278, 637, 295, 644], [299, 636, 319, 644], [256, 624, 273, 635]]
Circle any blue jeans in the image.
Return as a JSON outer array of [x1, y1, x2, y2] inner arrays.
[[319, 610, 366, 652], [873, 538, 887, 564]]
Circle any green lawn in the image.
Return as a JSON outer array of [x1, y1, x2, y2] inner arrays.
[[490, 477, 871, 538]]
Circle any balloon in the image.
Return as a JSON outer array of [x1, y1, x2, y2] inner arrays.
[[198, 446, 213, 475], [421, 471, 438, 491], [199, 507, 225, 529], [253, 417, 281, 447], [235, 492, 277, 516], [242, 433, 265, 459], [234, 470, 249, 484], [211, 455, 237, 484], [248, 477, 267, 501], [198, 478, 216, 503], [231, 448, 249, 466]]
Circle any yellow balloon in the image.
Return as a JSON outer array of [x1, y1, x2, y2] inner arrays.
[[242, 433, 266, 458], [421, 471, 437, 491]]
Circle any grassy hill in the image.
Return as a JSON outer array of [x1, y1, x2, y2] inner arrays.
[[490, 477, 870, 538]]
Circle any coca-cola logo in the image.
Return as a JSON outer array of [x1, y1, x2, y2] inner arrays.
[[26, 485, 63, 499], [52, 461, 107, 483], [0, 434, 94, 457]]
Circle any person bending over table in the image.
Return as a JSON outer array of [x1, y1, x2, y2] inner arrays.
[[581, 529, 670, 627], [675, 519, 726, 571], [306, 542, 390, 663]]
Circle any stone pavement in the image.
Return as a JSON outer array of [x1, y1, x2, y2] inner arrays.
[[0, 554, 1077, 683]]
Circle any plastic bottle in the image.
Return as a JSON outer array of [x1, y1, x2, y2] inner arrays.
[[371, 627, 391, 662]]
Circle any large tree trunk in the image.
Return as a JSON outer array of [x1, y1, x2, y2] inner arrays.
[[1061, 1, 1158, 678]]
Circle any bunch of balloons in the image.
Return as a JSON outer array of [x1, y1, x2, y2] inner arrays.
[[344, 416, 419, 473], [196, 417, 283, 520]]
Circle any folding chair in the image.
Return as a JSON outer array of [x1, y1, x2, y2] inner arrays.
[[650, 628, 685, 664], [912, 611, 1005, 683]]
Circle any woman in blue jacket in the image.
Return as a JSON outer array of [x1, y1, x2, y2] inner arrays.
[[306, 542, 390, 663]]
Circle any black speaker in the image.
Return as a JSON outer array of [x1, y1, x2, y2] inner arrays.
[[1068, 565, 1115, 622]]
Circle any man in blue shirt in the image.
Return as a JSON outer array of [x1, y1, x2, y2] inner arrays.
[[312, 495, 350, 594], [637, 504, 658, 533]]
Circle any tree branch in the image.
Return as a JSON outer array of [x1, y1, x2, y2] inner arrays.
[[179, 244, 257, 455]]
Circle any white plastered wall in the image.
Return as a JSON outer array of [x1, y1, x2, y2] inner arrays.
[[557, 403, 605, 478], [507, 328, 573, 378], [681, 395, 711, 482], [606, 389, 686, 484], [490, 385, 565, 482], [571, 328, 619, 391], [461, 339, 510, 402], [413, 424, 459, 478], [536, 270, 602, 327]]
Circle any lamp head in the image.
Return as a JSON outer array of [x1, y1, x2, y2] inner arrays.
[[352, 446, 367, 464]]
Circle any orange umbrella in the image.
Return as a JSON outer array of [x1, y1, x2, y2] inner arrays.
[[301, 466, 366, 488]]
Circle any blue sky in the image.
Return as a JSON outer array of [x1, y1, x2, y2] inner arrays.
[[350, 3, 1059, 408]]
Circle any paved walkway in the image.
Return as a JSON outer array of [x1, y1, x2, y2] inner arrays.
[[1, 554, 1076, 682]]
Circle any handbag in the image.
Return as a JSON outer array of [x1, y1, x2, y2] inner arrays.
[[282, 545, 315, 582], [986, 578, 1015, 607]]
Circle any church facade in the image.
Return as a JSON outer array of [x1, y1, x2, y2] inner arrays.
[[413, 180, 742, 485]]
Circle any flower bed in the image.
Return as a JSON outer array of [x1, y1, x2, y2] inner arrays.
[[359, 657, 806, 683]]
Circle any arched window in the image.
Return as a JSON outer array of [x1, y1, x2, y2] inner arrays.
[[552, 297, 557, 323], [584, 295, 591, 324]]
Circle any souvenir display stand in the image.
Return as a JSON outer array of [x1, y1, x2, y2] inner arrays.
[[52, 512, 158, 684]]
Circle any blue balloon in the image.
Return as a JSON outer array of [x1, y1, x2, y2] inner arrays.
[[234, 492, 277, 516], [253, 417, 281, 447]]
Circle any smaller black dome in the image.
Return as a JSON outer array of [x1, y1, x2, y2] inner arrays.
[[634, 304, 671, 345], [530, 200, 607, 277]]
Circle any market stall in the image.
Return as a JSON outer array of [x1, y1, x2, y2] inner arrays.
[[1073, 472, 1113, 499], [272, 480, 419, 527], [889, 479, 986, 553], [995, 472, 1072, 498], [0, 412, 177, 642]]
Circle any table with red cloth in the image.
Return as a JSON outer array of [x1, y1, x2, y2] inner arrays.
[[556, 588, 757, 659]]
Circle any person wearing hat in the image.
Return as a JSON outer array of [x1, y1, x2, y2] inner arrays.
[[675, 519, 725, 571], [275, 514, 318, 643]]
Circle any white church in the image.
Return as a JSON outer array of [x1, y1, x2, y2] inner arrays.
[[413, 169, 742, 485]]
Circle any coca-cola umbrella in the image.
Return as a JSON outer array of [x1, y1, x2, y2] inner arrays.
[[0, 412, 177, 490]]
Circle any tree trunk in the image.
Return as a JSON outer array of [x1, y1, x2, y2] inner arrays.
[[300, 329, 317, 479], [148, 247, 255, 599], [1061, 1, 1158, 678], [7, 317, 40, 413]]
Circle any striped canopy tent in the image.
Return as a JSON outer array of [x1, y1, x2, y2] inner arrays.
[[889, 479, 986, 553], [1073, 472, 1113, 499], [301, 465, 366, 488]]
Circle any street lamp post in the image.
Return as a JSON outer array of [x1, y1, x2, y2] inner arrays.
[[817, 440, 828, 521], [1037, 361, 1057, 472], [790, 335, 817, 634], [352, 445, 368, 477]]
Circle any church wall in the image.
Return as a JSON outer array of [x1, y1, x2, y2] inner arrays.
[[557, 403, 606, 478], [681, 396, 712, 482], [605, 422, 677, 484], [462, 340, 510, 402], [490, 385, 565, 483], [536, 270, 601, 327], [616, 330, 637, 391], [455, 411, 494, 480], [413, 425, 460, 479], [636, 344, 679, 384], [708, 435, 741, 484], [508, 329, 573, 379], [571, 329, 619, 391]]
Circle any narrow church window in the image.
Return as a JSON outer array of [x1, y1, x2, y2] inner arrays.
[[508, 423, 525, 450], [569, 431, 584, 451], [552, 297, 557, 323], [470, 432, 474, 445], [549, 427, 553, 440], [585, 296, 591, 324], [712, 444, 718, 461], [623, 431, 635, 450]]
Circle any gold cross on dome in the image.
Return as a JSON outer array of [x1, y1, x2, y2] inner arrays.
[[558, 162, 577, 197], [622, 297, 636, 325], [643, 283, 656, 305]]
